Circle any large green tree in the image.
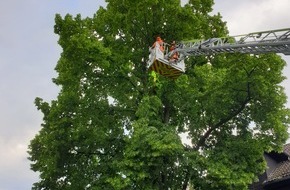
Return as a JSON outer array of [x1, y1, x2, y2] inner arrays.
[[28, 0, 290, 189]]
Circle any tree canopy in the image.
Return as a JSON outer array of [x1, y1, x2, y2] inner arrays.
[[28, 0, 290, 189]]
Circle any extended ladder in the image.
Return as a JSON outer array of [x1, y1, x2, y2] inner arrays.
[[171, 28, 290, 62], [147, 28, 290, 79]]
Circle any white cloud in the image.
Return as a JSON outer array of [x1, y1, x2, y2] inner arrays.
[[0, 139, 39, 190], [214, 0, 290, 34]]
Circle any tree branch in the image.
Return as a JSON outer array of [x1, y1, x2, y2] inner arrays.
[[194, 87, 251, 150]]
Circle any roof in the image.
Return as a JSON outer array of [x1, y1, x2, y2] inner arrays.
[[283, 143, 290, 156], [264, 143, 290, 185], [249, 144, 290, 190], [267, 161, 290, 182]]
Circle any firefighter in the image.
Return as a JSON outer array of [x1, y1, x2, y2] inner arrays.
[[169, 41, 179, 62], [151, 36, 164, 52]]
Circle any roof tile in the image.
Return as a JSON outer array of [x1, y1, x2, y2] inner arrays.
[[283, 143, 290, 156], [267, 160, 290, 182]]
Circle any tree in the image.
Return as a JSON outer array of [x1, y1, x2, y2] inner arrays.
[[28, 0, 290, 189]]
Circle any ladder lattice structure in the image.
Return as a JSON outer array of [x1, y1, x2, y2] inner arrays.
[[170, 28, 290, 61]]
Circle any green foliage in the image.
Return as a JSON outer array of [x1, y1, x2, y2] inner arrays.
[[28, 1, 289, 190]]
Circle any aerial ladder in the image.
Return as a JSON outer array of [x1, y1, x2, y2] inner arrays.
[[147, 28, 290, 79]]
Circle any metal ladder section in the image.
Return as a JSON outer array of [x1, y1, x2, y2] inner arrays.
[[173, 28, 290, 59]]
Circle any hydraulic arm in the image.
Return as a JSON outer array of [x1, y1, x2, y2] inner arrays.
[[169, 28, 290, 63]]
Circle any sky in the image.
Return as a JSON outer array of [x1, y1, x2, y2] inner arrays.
[[0, 0, 290, 189]]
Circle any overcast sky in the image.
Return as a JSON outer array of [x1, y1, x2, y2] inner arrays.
[[1, 0, 290, 189]]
